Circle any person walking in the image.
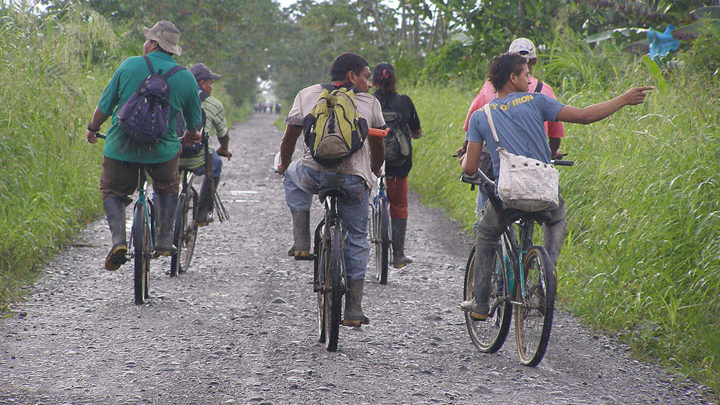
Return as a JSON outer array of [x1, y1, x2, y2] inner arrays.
[[86, 21, 203, 270], [371, 62, 422, 269]]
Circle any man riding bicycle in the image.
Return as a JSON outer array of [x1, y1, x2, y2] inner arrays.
[[178, 63, 232, 226], [277, 52, 385, 326], [86, 21, 203, 271], [458, 52, 652, 320]]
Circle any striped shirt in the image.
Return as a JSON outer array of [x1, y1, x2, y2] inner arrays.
[[179, 95, 228, 170]]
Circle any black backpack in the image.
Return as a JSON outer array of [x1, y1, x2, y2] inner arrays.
[[381, 95, 411, 168], [118, 56, 185, 144]]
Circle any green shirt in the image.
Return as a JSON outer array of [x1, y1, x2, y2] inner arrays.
[[179, 94, 228, 171], [97, 51, 202, 164]]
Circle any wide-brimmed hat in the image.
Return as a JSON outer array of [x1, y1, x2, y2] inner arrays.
[[189, 63, 221, 82], [508, 38, 536, 61], [142, 21, 182, 56]]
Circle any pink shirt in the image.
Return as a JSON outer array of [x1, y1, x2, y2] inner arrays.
[[462, 75, 565, 139]]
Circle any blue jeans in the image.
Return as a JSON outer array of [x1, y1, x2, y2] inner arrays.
[[283, 161, 370, 280]]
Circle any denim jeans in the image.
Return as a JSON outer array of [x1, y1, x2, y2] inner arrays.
[[283, 161, 370, 280]]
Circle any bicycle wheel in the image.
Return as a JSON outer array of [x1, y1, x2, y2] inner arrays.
[[375, 198, 390, 284], [133, 203, 150, 305], [313, 221, 326, 343], [514, 246, 555, 366], [170, 193, 186, 277], [324, 224, 344, 352], [464, 244, 512, 353], [179, 188, 199, 273]]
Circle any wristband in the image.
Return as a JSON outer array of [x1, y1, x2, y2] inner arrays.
[[87, 123, 100, 132]]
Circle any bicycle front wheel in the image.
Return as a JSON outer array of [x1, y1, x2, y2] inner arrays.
[[375, 198, 390, 284], [313, 220, 326, 343], [170, 193, 186, 277], [178, 187, 199, 274], [464, 245, 512, 353], [514, 246, 555, 366], [324, 224, 344, 352], [133, 203, 150, 305]]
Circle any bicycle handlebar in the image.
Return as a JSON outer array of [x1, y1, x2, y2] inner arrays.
[[368, 128, 389, 138]]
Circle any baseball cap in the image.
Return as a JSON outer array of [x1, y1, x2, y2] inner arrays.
[[189, 63, 221, 82], [508, 38, 537, 61]]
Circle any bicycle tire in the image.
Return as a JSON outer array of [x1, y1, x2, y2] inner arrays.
[[313, 220, 326, 343], [170, 193, 186, 277], [464, 244, 512, 353], [324, 224, 344, 352], [179, 188, 199, 273], [375, 198, 390, 284], [133, 203, 150, 305], [514, 245, 555, 366]]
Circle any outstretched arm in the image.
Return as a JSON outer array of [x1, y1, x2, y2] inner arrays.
[[556, 86, 653, 124], [278, 125, 302, 174]]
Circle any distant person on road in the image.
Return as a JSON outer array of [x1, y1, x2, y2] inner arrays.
[[278, 52, 385, 326], [457, 38, 566, 223], [86, 21, 202, 270], [457, 52, 652, 320], [371, 62, 422, 269], [178, 63, 232, 226]]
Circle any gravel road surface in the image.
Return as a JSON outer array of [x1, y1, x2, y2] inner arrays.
[[0, 113, 714, 404]]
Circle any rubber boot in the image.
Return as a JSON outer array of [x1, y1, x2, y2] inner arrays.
[[155, 192, 178, 256], [288, 210, 311, 260], [543, 219, 567, 269], [343, 278, 370, 326], [103, 198, 128, 271], [391, 218, 413, 268], [195, 177, 218, 227], [460, 245, 496, 320]]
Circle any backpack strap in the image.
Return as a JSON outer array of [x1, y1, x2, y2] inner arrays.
[[162, 65, 185, 80], [534, 80, 544, 93], [483, 104, 501, 144], [142, 55, 156, 76]]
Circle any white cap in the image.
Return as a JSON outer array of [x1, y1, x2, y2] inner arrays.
[[508, 38, 537, 61]]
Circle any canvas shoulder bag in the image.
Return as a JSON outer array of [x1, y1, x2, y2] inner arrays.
[[483, 104, 559, 212]]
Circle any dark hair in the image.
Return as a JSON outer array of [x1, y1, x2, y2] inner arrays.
[[488, 52, 527, 92], [372, 62, 397, 95], [330, 52, 369, 82]]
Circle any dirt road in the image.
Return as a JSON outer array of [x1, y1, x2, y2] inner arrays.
[[0, 113, 713, 404]]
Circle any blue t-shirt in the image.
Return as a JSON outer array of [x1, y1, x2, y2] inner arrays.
[[466, 92, 565, 179]]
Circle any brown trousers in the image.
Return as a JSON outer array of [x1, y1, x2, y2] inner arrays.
[[386, 176, 408, 219], [99, 151, 180, 203]]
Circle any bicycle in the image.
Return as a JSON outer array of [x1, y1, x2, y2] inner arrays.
[[170, 130, 230, 277], [369, 175, 391, 284], [461, 158, 573, 366], [312, 187, 347, 352], [97, 133, 154, 304]]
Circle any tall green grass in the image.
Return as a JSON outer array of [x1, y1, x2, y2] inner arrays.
[[0, 6, 127, 308], [407, 43, 720, 394]]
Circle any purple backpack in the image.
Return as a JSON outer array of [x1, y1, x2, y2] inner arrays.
[[117, 56, 185, 144]]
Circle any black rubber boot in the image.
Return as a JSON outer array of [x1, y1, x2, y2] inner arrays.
[[460, 245, 495, 320], [103, 198, 128, 271], [543, 219, 566, 269], [343, 278, 370, 326], [288, 210, 311, 260], [391, 218, 413, 268], [155, 192, 178, 256], [195, 177, 218, 227]]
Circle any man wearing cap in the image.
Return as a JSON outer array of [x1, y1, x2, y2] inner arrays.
[[457, 38, 566, 230], [86, 20, 203, 271], [179, 62, 232, 226]]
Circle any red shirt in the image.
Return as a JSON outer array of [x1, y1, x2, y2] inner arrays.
[[462, 75, 565, 139]]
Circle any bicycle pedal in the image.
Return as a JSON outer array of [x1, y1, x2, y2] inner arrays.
[[294, 254, 315, 261], [342, 320, 363, 327]]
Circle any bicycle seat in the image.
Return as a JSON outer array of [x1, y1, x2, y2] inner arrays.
[[504, 208, 553, 225], [318, 187, 347, 202]]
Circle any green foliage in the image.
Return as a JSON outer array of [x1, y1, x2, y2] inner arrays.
[[0, 5, 120, 307], [407, 40, 720, 394], [677, 19, 720, 76]]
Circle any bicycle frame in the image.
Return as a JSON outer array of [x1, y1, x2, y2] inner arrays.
[[370, 176, 391, 242]]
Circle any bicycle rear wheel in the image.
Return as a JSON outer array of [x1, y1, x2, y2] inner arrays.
[[133, 203, 150, 305], [375, 198, 390, 284], [313, 220, 326, 343], [170, 193, 186, 277], [464, 244, 512, 353], [324, 224, 344, 352], [514, 246, 555, 366]]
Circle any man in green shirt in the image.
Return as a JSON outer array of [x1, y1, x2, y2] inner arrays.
[[179, 63, 232, 226], [86, 21, 203, 270]]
